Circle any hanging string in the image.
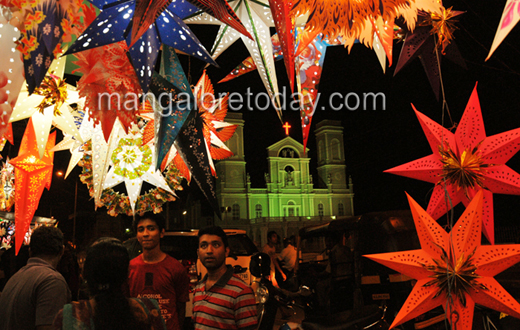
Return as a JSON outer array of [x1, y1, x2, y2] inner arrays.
[[434, 33, 457, 330]]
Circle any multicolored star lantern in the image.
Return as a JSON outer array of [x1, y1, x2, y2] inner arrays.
[[65, 0, 250, 93], [385, 84, 520, 244], [10, 118, 55, 254], [487, 0, 520, 60], [10, 58, 84, 158], [185, 0, 284, 118], [365, 190, 520, 329]]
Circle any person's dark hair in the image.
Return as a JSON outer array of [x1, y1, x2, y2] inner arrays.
[[132, 212, 166, 233], [288, 235, 296, 246], [84, 237, 138, 330], [30, 225, 64, 258], [198, 226, 228, 248], [267, 231, 278, 240]]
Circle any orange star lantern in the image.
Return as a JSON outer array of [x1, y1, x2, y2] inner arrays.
[[10, 119, 55, 254], [365, 190, 520, 329]]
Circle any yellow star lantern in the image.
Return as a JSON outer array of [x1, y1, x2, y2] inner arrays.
[[365, 190, 520, 329], [10, 118, 55, 254]]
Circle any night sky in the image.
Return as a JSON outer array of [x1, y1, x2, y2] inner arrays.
[[7, 0, 520, 239]]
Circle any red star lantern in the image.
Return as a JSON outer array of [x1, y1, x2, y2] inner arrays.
[[365, 190, 520, 329], [10, 119, 55, 254], [385, 83, 520, 244]]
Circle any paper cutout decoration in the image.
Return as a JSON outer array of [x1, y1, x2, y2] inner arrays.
[[11, 0, 69, 94], [0, 159, 15, 211], [269, 0, 295, 92], [151, 45, 195, 170], [365, 191, 520, 329], [10, 119, 55, 254], [194, 71, 237, 164], [10, 58, 83, 158], [175, 108, 222, 219], [72, 41, 141, 141], [79, 138, 184, 216], [0, 11, 25, 138], [290, 0, 441, 53], [65, 0, 216, 93], [385, 84, 520, 244], [185, 0, 284, 117], [394, 8, 466, 100], [487, 0, 520, 60], [102, 125, 175, 214], [51, 108, 95, 179]]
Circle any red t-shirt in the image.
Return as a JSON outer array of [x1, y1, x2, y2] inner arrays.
[[128, 254, 190, 330]]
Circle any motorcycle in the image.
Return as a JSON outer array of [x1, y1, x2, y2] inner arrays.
[[249, 252, 390, 330]]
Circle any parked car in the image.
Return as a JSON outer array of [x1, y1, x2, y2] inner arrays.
[[124, 229, 259, 319]]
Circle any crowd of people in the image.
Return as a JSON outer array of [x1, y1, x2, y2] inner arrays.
[[0, 213, 261, 330]]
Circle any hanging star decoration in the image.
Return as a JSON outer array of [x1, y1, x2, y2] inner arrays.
[[185, 0, 284, 117], [394, 6, 466, 100], [9, 0, 95, 93], [487, 0, 520, 60], [72, 41, 141, 142], [51, 107, 95, 179], [65, 0, 222, 93], [78, 123, 185, 216], [10, 118, 55, 254], [365, 190, 520, 329], [10, 58, 84, 159], [385, 84, 520, 244], [193, 70, 237, 164], [290, 0, 441, 53]]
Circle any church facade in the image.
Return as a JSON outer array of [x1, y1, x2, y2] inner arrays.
[[214, 113, 354, 246]]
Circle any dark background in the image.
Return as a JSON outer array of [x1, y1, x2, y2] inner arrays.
[[5, 0, 520, 244]]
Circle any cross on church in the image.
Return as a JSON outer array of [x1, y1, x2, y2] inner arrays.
[[283, 122, 291, 135]]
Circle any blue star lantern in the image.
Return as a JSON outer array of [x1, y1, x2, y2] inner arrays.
[[65, 0, 217, 93]]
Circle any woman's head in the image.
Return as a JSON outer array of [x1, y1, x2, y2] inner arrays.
[[83, 237, 129, 296]]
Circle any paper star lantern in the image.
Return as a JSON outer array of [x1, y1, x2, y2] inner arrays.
[[65, 0, 217, 93], [194, 71, 237, 163], [290, 0, 441, 53], [10, 119, 55, 254], [151, 45, 195, 170], [51, 108, 95, 178], [0, 12, 25, 137], [103, 127, 175, 214], [185, 0, 284, 117], [72, 41, 141, 141], [385, 84, 520, 244], [487, 0, 520, 60], [10, 58, 83, 158], [269, 0, 295, 92], [365, 190, 520, 329], [394, 8, 466, 100]]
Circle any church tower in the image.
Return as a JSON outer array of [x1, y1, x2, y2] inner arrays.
[[215, 112, 247, 220], [315, 120, 348, 189]]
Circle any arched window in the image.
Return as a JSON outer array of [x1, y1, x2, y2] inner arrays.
[[318, 140, 325, 162], [331, 138, 341, 160], [232, 204, 240, 220], [318, 203, 324, 216], [338, 203, 344, 216], [255, 204, 262, 218]]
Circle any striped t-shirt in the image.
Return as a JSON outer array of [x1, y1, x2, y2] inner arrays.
[[193, 265, 258, 330]]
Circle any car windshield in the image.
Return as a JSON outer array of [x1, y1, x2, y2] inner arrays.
[[228, 234, 258, 256]]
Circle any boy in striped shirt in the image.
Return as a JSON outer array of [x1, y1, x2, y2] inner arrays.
[[193, 226, 258, 330]]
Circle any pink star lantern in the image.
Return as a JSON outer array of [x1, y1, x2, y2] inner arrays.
[[385, 83, 520, 244], [365, 190, 520, 329]]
